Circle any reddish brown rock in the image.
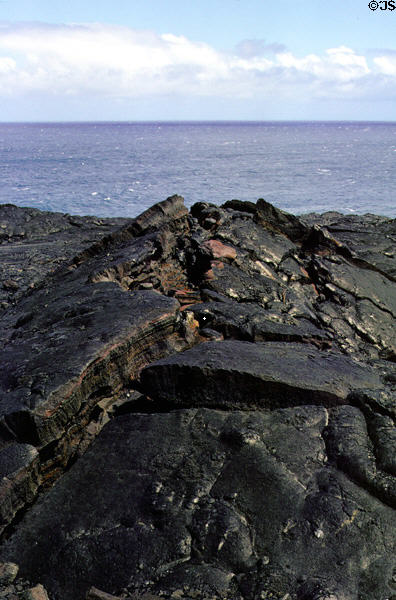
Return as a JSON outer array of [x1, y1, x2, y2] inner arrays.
[[210, 260, 224, 269], [173, 289, 201, 306], [201, 239, 237, 261], [203, 268, 215, 281], [21, 584, 49, 600]]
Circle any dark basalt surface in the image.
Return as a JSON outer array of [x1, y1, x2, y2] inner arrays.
[[0, 196, 395, 600], [140, 340, 385, 409], [0, 203, 130, 310]]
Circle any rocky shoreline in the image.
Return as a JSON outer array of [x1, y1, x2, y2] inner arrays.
[[0, 196, 395, 600]]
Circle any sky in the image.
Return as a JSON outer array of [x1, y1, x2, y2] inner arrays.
[[1, 0, 396, 121]]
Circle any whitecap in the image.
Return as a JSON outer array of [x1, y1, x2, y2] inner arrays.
[[91, 192, 98, 196]]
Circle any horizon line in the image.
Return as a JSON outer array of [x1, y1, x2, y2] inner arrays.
[[1, 119, 396, 125]]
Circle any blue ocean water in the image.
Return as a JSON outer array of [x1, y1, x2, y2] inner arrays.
[[1, 121, 396, 218]]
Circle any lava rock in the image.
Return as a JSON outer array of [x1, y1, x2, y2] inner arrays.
[[189, 301, 331, 346], [254, 198, 309, 243], [140, 340, 383, 410], [0, 196, 198, 534], [86, 587, 121, 600], [21, 584, 50, 600], [0, 204, 130, 308], [1, 196, 396, 600], [0, 562, 18, 585], [1, 408, 394, 600], [0, 444, 39, 534]]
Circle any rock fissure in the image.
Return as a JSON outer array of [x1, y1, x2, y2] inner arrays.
[[322, 406, 396, 511], [0, 197, 396, 600]]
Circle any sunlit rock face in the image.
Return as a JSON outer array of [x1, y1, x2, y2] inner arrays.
[[0, 195, 396, 600]]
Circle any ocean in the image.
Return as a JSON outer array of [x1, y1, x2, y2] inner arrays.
[[1, 121, 396, 218]]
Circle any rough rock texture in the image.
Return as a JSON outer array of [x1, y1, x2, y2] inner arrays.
[[0, 204, 129, 310], [2, 408, 395, 600], [0, 196, 395, 600], [0, 560, 50, 600], [140, 340, 385, 409], [0, 196, 199, 533]]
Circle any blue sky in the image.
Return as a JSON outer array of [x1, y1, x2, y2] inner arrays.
[[1, 0, 396, 120]]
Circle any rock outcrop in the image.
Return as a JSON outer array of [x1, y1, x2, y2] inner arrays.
[[0, 196, 395, 600]]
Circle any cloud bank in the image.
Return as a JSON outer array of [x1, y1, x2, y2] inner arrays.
[[0, 22, 395, 104]]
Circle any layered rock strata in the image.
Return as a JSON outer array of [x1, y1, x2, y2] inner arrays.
[[0, 196, 395, 600], [0, 197, 199, 533]]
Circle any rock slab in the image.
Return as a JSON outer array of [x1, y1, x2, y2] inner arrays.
[[141, 340, 384, 409]]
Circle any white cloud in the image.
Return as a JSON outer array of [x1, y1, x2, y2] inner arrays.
[[0, 56, 16, 73], [325, 46, 370, 79], [373, 55, 396, 75], [0, 22, 394, 103]]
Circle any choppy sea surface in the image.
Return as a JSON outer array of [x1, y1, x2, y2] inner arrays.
[[1, 121, 396, 218]]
